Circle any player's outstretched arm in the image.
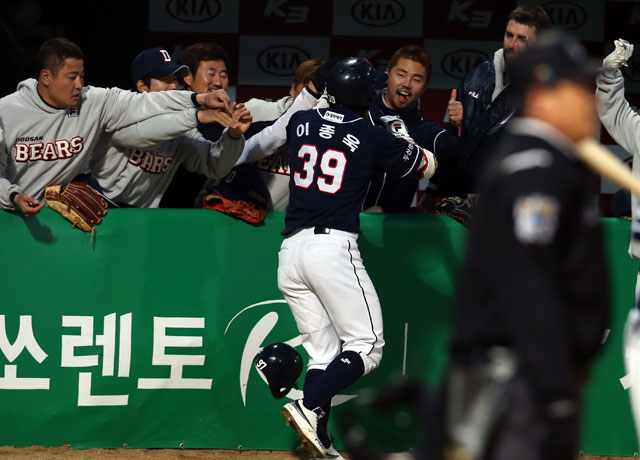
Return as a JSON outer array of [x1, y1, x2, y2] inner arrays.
[[603, 39, 634, 74], [234, 87, 319, 165], [178, 125, 245, 179], [379, 115, 438, 179], [110, 109, 202, 149], [596, 39, 640, 157], [99, 86, 212, 131]]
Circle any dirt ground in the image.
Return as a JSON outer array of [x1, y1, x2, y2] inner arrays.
[[0, 447, 633, 460], [0, 447, 303, 459]]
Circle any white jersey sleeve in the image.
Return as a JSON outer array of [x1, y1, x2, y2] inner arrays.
[[596, 69, 640, 155], [109, 109, 199, 149], [244, 95, 293, 123], [94, 87, 197, 132], [179, 128, 245, 179], [596, 68, 640, 259], [235, 88, 318, 165]]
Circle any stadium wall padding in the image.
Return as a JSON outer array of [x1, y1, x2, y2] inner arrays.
[[0, 209, 636, 454]]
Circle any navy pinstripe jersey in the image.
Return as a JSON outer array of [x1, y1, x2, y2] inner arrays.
[[282, 106, 426, 236]]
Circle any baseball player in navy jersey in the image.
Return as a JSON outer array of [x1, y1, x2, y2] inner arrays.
[[0, 38, 231, 216], [278, 58, 437, 459], [365, 44, 462, 212], [197, 60, 327, 212]]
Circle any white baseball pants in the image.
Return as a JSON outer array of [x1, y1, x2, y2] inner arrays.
[[277, 227, 384, 375]]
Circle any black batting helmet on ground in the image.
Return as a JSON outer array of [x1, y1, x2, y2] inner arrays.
[[326, 57, 388, 111], [253, 342, 303, 399]]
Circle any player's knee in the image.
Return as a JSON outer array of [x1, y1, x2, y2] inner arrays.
[[343, 341, 383, 375], [358, 351, 381, 375]]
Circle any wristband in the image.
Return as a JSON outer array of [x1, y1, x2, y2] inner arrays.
[[191, 92, 201, 108], [306, 86, 321, 99], [10, 191, 19, 204]]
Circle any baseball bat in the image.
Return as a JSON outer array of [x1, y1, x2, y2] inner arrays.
[[575, 138, 640, 196]]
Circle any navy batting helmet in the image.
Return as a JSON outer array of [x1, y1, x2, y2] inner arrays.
[[325, 57, 388, 111], [253, 342, 303, 399]]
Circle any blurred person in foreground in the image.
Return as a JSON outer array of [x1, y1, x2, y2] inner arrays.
[[444, 32, 610, 460]]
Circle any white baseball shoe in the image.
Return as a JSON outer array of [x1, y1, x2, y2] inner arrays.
[[282, 399, 327, 458], [310, 442, 345, 459]]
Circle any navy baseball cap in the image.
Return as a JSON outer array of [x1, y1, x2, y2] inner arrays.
[[131, 47, 189, 85], [509, 32, 601, 94]]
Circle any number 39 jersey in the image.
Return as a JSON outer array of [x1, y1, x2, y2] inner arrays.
[[282, 107, 427, 236]]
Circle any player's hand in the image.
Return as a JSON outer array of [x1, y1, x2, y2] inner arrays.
[[13, 193, 44, 217], [603, 38, 634, 72], [228, 103, 252, 139], [196, 89, 231, 114], [196, 108, 236, 127], [306, 80, 319, 97], [448, 89, 463, 127], [380, 115, 414, 143], [310, 57, 339, 96]]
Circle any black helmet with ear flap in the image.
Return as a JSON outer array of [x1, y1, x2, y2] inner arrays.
[[253, 342, 303, 399]]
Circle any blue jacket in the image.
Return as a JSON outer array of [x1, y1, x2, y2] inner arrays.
[[442, 49, 514, 194]]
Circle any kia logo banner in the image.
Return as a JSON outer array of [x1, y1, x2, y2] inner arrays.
[[149, 0, 237, 32], [334, 0, 422, 37], [424, 39, 500, 90], [543, 1, 587, 31], [165, 0, 221, 23], [239, 36, 329, 86], [257, 46, 312, 77], [350, 0, 405, 27]]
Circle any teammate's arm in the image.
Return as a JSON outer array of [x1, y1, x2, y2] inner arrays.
[[109, 106, 239, 150], [109, 109, 200, 149], [234, 87, 319, 165], [0, 128, 34, 212], [178, 124, 247, 179], [180, 103, 251, 178], [377, 118, 438, 179], [0, 163, 43, 215], [97, 87, 231, 132], [596, 41, 640, 156]]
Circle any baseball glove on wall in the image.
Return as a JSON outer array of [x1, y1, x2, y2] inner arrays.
[[435, 195, 477, 228], [45, 182, 108, 232], [201, 165, 269, 226], [202, 188, 267, 225]]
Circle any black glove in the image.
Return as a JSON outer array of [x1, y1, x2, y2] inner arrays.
[[434, 195, 477, 228], [310, 57, 341, 96]]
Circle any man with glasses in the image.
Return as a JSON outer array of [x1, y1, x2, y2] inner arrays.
[[442, 4, 551, 197]]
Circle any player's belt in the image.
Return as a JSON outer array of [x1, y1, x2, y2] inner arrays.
[[314, 227, 331, 234]]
